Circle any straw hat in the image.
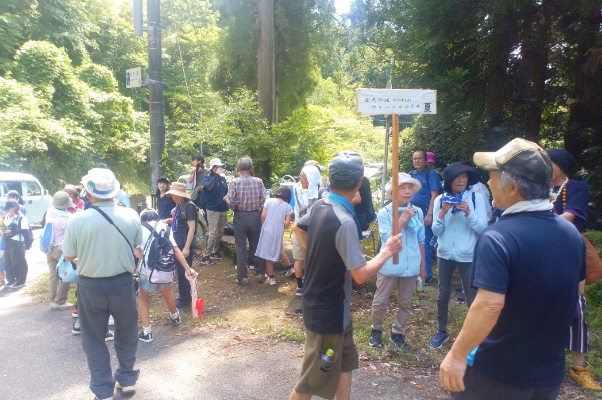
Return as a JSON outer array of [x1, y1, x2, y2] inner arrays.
[[386, 172, 422, 199]]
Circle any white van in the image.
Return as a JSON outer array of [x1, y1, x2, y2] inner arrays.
[[0, 172, 53, 225]]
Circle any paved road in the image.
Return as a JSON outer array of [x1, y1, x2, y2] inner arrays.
[[0, 237, 443, 400]]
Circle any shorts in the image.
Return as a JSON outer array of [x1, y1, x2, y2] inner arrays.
[[294, 323, 359, 399], [569, 294, 588, 353], [293, 234, 306, 261], [139, 272, 169, 293]]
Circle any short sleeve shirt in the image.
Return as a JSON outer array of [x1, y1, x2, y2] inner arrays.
[[299, 199, 366, 334], [173, 202, 197, 248], [470, 211, 586, 388], [410, 167, 441, 208], [63, 201, 142, 278], [552, 179, 589, 232]]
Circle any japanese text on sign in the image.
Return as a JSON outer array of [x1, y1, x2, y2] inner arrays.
[[355, 89, 437, 115]]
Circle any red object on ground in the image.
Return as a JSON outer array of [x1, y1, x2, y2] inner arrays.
[[196, 298, 204, 321]]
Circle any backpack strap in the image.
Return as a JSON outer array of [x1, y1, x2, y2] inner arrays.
[[472, 191, 476, 209]]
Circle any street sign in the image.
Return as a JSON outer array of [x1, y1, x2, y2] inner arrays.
[[126, 67, 142, 88], [356, 88, 437, 115]]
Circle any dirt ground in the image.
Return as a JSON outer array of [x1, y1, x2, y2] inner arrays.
[[18, 229, 601, 399]]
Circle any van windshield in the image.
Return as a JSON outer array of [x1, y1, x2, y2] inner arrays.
[[0, 182, 22, 197]]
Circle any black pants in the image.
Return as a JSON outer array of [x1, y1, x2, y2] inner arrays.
[[233, 210, 265, 278], [452, 366, 561, 400], [4, 239, 27, 285], [175, 248, 194, 304], [78, 273, 139, 399]]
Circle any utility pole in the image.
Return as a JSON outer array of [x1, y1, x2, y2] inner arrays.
[[257, 0, 276, 124], [146, 0, 165, 195]]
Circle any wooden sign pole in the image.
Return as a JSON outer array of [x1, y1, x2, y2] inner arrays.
[[392, 114, 399, 264]]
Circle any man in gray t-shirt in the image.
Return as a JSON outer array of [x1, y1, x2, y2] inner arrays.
[[289, 151, 401, 400]]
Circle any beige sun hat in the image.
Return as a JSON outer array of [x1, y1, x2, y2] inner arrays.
[[165, 182, 191, 199], [386, 172, 422, 199], [81, 168, 120, 199], [52, 191, 71, 209]]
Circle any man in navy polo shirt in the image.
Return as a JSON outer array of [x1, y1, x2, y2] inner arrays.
[[409, 150, 441, 283], [439, 138, 586, 400]]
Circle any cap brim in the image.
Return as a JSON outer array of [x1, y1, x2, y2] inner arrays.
[[473, 152, 499, 171]]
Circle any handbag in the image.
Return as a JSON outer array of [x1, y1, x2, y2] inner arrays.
[[56, 255, 78, 283], [583, 234, 602, 285]]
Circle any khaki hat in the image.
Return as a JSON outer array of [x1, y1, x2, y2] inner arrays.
[[473, 138, 552, 186], [165, 182, 190, 199], [63, 184, 79, 194], [52, 191, 71, 209]]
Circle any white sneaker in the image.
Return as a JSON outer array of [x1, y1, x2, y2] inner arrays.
[[108, 315, 114, 326], [116, 381, 136, 394], [284, 266, 295, 278], [51, 301, 73, 310], [268, 277, 277, 286]]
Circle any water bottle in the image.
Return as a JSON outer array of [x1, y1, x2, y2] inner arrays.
[[320, 349, 334, 372], [416, 276, 424, 291]]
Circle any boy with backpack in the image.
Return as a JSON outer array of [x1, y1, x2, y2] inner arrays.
[[137, 209, 198, 342]]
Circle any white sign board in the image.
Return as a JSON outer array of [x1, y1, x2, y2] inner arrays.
[[126, 67, 142, 88], [356, 89, 437, 115]]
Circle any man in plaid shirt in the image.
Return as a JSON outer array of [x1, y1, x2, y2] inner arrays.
[[226, 156, 267, 286]]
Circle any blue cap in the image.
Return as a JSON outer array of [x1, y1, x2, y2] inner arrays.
[[328, 151, 364, 182]]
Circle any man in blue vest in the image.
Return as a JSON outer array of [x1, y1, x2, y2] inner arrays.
[[409, 150, 441, 283]]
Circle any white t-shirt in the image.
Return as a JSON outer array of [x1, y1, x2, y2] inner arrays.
[[4, 213, 29, 241], [139, 221, 177, 271]]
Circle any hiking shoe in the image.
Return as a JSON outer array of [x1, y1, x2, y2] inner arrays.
[[105, 331, 114, 342], [210, 252, 223, 260], [11, 283, 24, 289], [369, 329, 383, 348], [138, 331, 153, 343], [456, 285, 463, 293], [257, 274, 266, 284], [108, 315, 114, 326], [295, 287, 303, 296], [169, 309, 181, 325], [390, 333, 408, 350], [201, 256, 216, 265], [72, 324, 81, 335], [51, 301, 73, 310], [94, 396, 113, 400], [285, 266, 296, 278], [568, 364, 602, 391], [424, 277, 432, 285], [268, 276, 277, 286], [237, 277, 250, 286], [116, 381, 136, 394], [72, 306, 78, 318], [457, 291, 466, 302], [429, 331, 449, 349]]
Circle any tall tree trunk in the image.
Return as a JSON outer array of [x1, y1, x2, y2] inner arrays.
[[521, 0, 551, 142], [258, 0, 275, 124]]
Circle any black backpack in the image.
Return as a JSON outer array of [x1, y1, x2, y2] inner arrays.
[[7, 216, 34, 250], [141, 221, 176, 283]]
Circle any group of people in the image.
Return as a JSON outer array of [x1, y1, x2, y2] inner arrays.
[[286, 140, 596, 400], [0, 136, 597, 400]]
